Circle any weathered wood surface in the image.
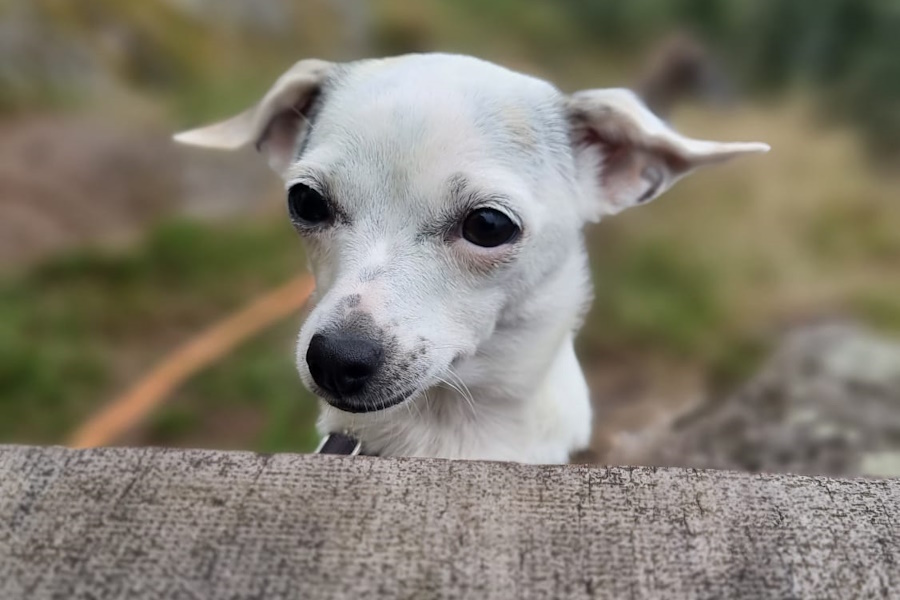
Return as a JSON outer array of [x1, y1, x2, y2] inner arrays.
[[1, 445, 898, 599]]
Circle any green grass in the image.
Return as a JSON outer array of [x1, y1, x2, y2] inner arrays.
[[578, 231, 775, 396], [584, 239, 724, 357], [146, 325, 320, 453], [806, 201, 900, 265], [0, 216, 308, 445], [853, 292, 900, 335]]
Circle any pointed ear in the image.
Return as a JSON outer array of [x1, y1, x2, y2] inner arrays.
[[566, 88, 769, 220], [173, 59, 333, 173]]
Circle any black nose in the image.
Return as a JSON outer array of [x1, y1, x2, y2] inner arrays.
[[306, 333, 383, 398]]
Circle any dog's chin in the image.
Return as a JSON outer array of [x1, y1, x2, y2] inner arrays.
[[320, 390, 413, 414]]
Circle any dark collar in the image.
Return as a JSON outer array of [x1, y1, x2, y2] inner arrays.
[[315, 432, 375, 456]]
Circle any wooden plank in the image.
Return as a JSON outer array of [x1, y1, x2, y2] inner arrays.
[[1, 445, 898, 599]]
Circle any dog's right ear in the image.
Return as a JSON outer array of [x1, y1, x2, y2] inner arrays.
[[173, 59, 333, 173]]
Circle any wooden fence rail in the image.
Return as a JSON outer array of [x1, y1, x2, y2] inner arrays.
[[1, 445, 898, 599]]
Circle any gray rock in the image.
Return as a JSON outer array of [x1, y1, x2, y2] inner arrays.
[[612, 325, 900, 477]]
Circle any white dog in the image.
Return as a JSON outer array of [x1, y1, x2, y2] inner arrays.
[[175, 53, 767, 463]]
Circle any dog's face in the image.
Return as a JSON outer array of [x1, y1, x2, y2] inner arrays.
[[176, 54, 767, 413]]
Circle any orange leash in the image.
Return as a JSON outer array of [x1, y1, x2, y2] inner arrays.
[[68, 274, 315, 448]]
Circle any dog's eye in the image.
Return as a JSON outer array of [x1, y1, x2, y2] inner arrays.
[[288, 183, 331, 225], [461, 208, 519, 247]]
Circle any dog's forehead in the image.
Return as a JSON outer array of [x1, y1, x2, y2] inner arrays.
[[291, 55, 568, 201], [329, 54, 562, 124]]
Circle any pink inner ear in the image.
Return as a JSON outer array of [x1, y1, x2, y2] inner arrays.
[[574, 122, 675, 211], [578, 118, 690, 175], [257, 110, 302, 157], [255, 89, 321, 160]]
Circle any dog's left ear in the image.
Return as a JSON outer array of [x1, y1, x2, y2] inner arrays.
[[173, 59, 333, 172], [567, 88, 769, 221]]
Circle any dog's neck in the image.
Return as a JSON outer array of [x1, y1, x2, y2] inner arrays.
[[316, 249, 594, 463]]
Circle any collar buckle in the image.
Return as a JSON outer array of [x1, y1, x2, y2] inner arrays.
[[315, 432, 363, 456]]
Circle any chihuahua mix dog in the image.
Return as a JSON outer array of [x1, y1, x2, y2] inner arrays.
[[176, 54, 767, 463]]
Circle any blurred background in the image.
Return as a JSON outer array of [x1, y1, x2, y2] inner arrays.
[[2, 0, 899, 475]]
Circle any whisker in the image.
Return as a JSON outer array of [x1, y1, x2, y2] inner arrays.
[[446, 368, 478, 420], [422, 389, 432, 414]]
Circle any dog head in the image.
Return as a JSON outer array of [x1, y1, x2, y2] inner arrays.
[[175, 54, 767, 414]]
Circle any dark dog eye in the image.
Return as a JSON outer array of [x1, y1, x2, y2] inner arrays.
[[461, 208, 519, 247], [288, 183, 331, 225]]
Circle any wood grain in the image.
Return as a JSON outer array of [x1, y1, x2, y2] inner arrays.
[[1, 445, 898, 599]]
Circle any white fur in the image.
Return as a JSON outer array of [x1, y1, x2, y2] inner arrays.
[[175, 53, 768, 463]]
